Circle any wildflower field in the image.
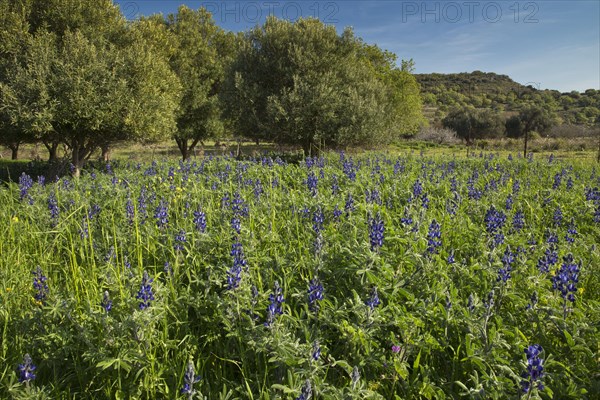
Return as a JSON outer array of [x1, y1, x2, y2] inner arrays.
[[0, 152, 599, 399]]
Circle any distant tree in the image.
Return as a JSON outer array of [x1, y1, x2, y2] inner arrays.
[[504, 106, 555, 157], [360, 45, 426, 137], [0, 31, 56, 160], [222, 17, 403, 156], [0, 0, 33, 159], [159, 6, 238, 160], [49, 30, 180, 176], [442, 107, 504, 145], [0, 0, 180, 173]]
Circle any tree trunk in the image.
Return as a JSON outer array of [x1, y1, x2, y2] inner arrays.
[[523, 130, 529, 158], [255, 138, 260, 146], [72, 145, 81, 178], [176, 138, 188, 161], [101, 144, 111, 162], [9, 144, 19, 160], [71, 141, 92, 178], [44, 141, 59, 163], [176, 138, 200, 161], [302, 139, 312, 157]]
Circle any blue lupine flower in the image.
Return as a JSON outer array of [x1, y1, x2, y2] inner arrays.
[[512, 210, 525, 231], [312, 341, 321, 361], [101, 291, 112, 312], [88, 204, 101, 220], [136, 271, 155, 310], [193, 208, 207, 233], [253, 179, 263, 199], [467, 175, 482, 200], [537, 246, 558, 273], [174, 230, 187, 251], [231, 217, 241, 234], [48, 193, 59, 226], [181, 360, 201, 398], [401, 210, 413, 226], [37, 175, 45, 186], [365, 188, 382, 205], [546, 231, 559, 245], [351, 366, 360, 389], [312, 208, 324, 234], [485, 206, 506, 235], [394, 160, 405, 175], [484, 290, 495, 310], [467, 294, 475, 312], [313, 232, 323, 257], [421, 193, 430, 209], [512, 179, 520, 194], [331, 175, 340, 195], [79, 220, 88, 240], [520, 344, 544, 393], [125, 197, 135, 225], [498, 247, 515, 283], [552, 173, 562, 189], [265, 281, 285, 326], [447, 251, 455, 264], [18, 354, 36, 383], [427, 220, 442, 254], [343, 159, 356, 181], [566, 177, 573, 190], [505, 194, 513, 210], [308, 278, 324, 313], [227, 241, 247, 290], [332, 205, 342, 221], [104, 246, 116, 264], [551, 254, 580, 303], [365, 286, 380, 311], [231, 192, 249, 217], [565, 218, 577, 243], [32, 266, 49, 303], [344, 193, 355, 214], [526, 291, 538, 310], [154, 200, 169, 229], [553, 206, 563, 226], [295, 380, 312, 400], [368, 212, 385, 252], [137, 188, 148, 223], [18, 173, 34, 203], [445, 295, 452, 310], [221, 193, 230, 209], [306, 172, 318, 197], [164, 261, 173, 276], [412, 179, 423, 199]]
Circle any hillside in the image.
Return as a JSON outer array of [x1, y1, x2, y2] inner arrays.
[[415, 71, 600, 127]]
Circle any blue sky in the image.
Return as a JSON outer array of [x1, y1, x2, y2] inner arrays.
[[114, 1, 600, 92]]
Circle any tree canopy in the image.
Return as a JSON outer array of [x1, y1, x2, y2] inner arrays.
[[222, 17, 420, 155]]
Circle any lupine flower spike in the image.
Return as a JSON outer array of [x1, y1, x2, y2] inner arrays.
[[520, 344, 544, 394], [137, 271, 154, 310], [18, 354, 36, 384], [181, 360, 201, 399]]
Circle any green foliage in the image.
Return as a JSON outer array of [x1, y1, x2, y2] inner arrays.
[[0, 0, 180, 174], [222, 17, 421, 155], [417, 72, 600, 129], [0, 153, 599, 398], [442, 107, 504, 144], [160, 6, 238, 160]]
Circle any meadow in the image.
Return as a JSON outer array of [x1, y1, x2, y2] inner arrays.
[[0, 151, 599, 399]]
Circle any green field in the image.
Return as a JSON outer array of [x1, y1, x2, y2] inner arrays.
[[0, 151, 599, 399]]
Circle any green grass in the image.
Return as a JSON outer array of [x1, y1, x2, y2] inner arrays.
[[0, 151, 599, 399]]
